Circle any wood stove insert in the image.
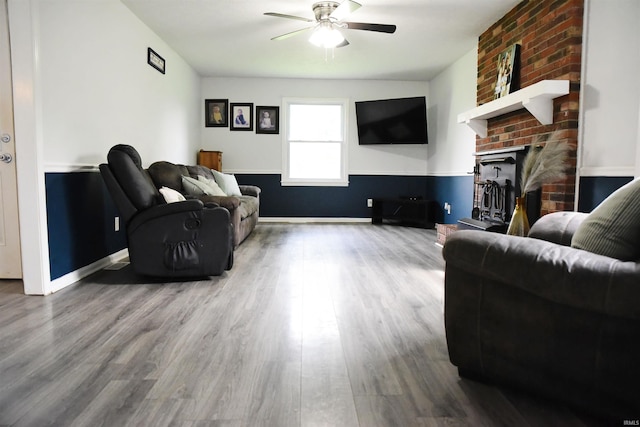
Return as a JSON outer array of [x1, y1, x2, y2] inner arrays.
[[458, 146, 540, 233]]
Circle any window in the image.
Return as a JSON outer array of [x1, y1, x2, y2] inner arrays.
[[282, 98, 349, 186]]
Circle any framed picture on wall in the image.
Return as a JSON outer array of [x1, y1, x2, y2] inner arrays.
[[205, 99, 229, 127], [256, 106, 280, 134], [494, 44, 520, 99], [230, 103, 253, 131], [147, 47, 165, 74]]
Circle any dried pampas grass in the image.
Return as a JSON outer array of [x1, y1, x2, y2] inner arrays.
[[520, 131, 570, 194]]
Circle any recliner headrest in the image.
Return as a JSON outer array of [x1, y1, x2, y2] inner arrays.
[[107, 144, 160, 211], [108, 144, 143, 168]]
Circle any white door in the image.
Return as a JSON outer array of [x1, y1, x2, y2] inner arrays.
[[0, 0, 22, 278]]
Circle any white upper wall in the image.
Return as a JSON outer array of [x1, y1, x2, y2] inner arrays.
[[580, 0, 640, 177], [31, 0, 640, 180], [38, 0, 201, 169], [427, 48, 477, 176], [201, 78, 430, 175]]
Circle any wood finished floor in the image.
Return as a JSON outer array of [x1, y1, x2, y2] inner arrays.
[[0, 224, 608, 426]]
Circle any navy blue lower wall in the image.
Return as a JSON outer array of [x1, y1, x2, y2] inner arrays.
[[425, 175, 474, 225], [236, 174, 473, 225], [236, 174, 632, 221], [45, 172, 473, 280], [578, 176, 634, 212], [46, 171, 127, 280]]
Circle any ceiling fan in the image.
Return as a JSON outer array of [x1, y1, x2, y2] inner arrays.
[[264, 1, 396, 48]]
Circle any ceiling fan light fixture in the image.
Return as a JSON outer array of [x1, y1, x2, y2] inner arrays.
[[309, 22, 344, 48]]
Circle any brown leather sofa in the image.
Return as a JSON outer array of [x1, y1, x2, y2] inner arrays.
[[442, 211, 640, 420], [147, 161, 260, 248]]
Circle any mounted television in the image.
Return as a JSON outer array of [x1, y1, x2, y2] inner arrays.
[[355, 96, 428, 145]]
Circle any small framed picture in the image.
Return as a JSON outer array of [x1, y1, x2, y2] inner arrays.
[[230, 103, 253, 131], [494, 44, 520, 99], [205, 99, 229, 127], [147, 47, 165, 74], [256, 106, 280, 134]]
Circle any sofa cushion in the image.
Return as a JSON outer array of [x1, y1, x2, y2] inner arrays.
[[529, 211, 588, 246], [212, 170, 242, 197], [571, 177, 640, 261], [182, 175, 226, 197], [186, 164, 215, 181], [197, 175, 227, 196], [199, 195, 241, 210], [148, 161, 189, 192], [159, 186, 185, 203]]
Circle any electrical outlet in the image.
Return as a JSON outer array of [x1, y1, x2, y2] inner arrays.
[[444, 203, 452, 215], [367, 198, 373, 208], [114, 216, 120, 231]]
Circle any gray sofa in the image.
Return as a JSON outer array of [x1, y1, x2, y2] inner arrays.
[[100, 145, 233, 277], [147, 161, 260, 248], [442, 207, 640, 420]]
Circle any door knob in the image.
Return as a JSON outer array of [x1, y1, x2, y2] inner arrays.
[[1, 134, 10, 143], [0, 153, 12, 163]]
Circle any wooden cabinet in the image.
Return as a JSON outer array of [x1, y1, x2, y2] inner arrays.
[[197, 150, 222, 171]]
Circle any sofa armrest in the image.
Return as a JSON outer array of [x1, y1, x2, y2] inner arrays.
[[129, 199, 205, 227], [240, 185, 261, 198], [528, 211, 589, 245], [442, 230, 640, 319]]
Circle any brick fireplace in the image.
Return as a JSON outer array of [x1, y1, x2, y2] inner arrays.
[[475, 0, 583, 215]]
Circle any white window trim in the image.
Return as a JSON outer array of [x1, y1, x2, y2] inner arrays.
[[281, 97, 349, 187]]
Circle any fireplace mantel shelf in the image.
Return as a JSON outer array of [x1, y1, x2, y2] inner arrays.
[[458, 80, 570, 137]]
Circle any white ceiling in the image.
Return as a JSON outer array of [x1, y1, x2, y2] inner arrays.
[[121, 0, 521, 81]]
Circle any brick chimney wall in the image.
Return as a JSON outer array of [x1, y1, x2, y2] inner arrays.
[[476, 0, 583, 214]]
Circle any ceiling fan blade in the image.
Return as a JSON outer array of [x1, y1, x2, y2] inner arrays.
[[330, 0, 361, 21], [264, 12, 314, 23], [344, 22, 396, 34], [336, 39, 350, 48], [271, 26, 314, 41]]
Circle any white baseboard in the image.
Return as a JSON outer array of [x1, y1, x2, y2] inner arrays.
[[259, 217, 371, 224], [49, 249, 129, 294]]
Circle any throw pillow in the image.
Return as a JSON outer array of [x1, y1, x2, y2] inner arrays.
[[197, 175, 227, 196], [182, 175, 220, 197], [159, 186, 185, 203], [571, 177, 640, 261], [211, 169, 242, 197]]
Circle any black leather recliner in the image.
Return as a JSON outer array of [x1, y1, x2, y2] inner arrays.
[[99, 145, 233, 277]]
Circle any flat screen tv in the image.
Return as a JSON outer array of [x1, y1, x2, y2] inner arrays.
[[355, 96, 428, 145]]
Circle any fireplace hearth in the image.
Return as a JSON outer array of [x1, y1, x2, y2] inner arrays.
[[458, 146, 540, 233]]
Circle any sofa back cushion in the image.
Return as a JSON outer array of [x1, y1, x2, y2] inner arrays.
[[571, 177, 640, 261], [529, 211, 589, 246], [186, 165, 215, 181], [148, 161, 189, 192]]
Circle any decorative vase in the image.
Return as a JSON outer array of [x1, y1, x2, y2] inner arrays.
[[506, 196, 530, 236]]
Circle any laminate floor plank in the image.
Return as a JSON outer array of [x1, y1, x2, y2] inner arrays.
[[0, 224, 608, 426], [299, 239, 359, 427]]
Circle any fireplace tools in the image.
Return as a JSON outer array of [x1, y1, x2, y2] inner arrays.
[[480, 179, 508, 222], [471, 165, 480, 219]]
